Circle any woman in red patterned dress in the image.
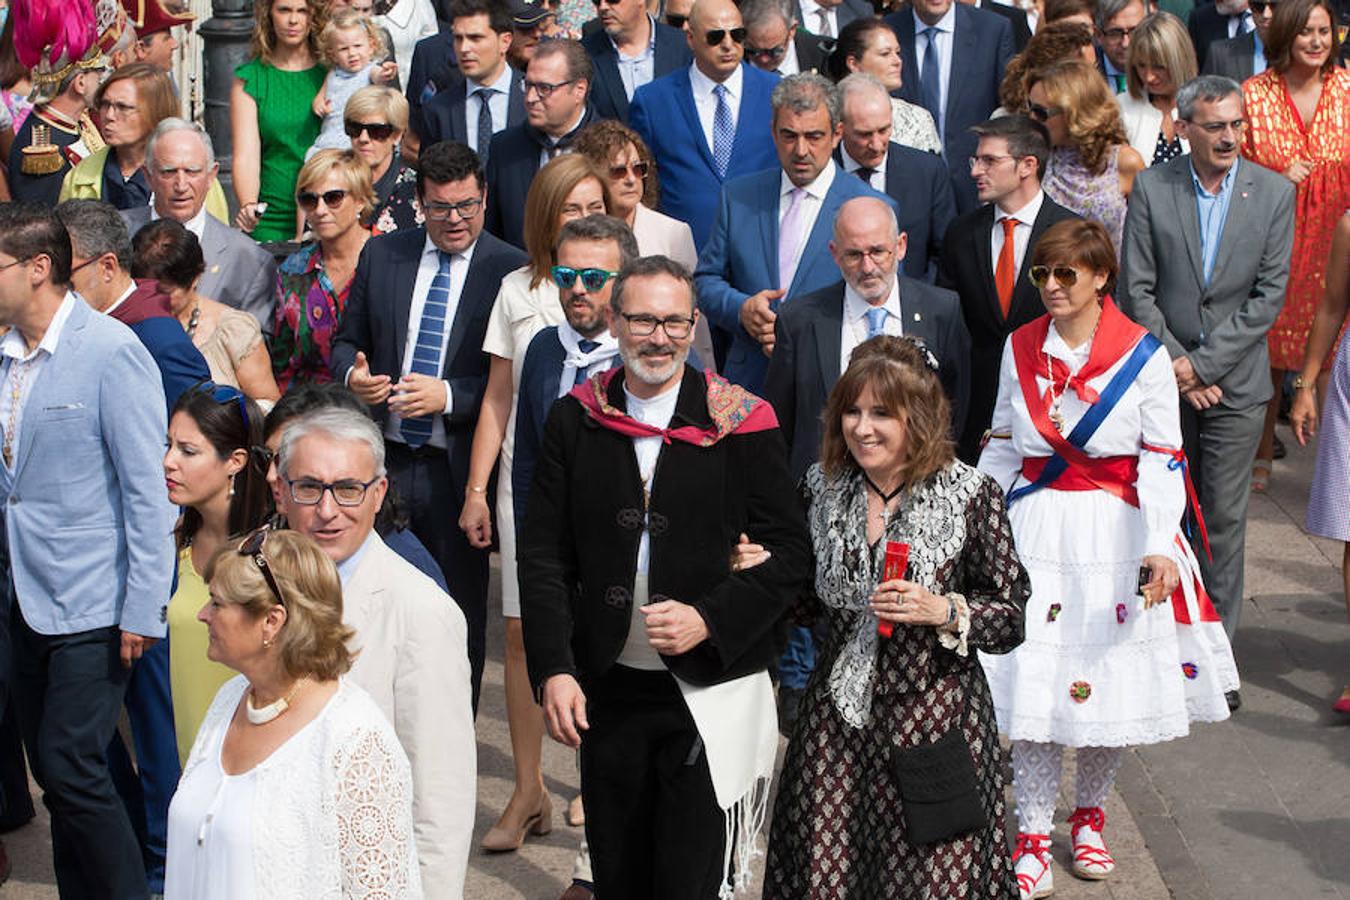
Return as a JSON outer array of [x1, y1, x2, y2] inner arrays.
[[1240, 0, 1350, 490]]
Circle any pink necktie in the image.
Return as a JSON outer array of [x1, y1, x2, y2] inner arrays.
[[778, 187, 806, 290]]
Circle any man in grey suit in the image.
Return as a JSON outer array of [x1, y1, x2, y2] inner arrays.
[[1120, 76, 1295, 710], [120, 118, 278, 332]]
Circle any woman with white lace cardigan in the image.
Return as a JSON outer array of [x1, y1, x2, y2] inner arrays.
[[165, 529, 421, 899]]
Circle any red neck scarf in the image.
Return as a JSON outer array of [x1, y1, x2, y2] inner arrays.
[[568, 367, 779, 446], [1011, 296, 1145, 413]]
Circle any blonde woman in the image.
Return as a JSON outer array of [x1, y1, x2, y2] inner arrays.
[[1117, 12, 1197, 166]]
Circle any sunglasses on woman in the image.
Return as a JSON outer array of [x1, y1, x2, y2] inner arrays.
[[1025, 102, 1061, 122], [344, 120, 396, 141], [609, 161, 649, 180], [551, 266, 620, 292], [704, 27, 746, 45], [296, 189, 349, 211], [194, 380, 250, 429], [1029, 264, 1083, 288], [238, 527, 286, 608]]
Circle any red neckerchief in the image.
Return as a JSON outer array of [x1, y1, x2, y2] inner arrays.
[[568, 367, 778, 446]]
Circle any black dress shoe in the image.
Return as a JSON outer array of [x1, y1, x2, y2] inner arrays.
[[1273, 435, 1287, 460], [778, 686, 804, 737], [1226, 690, 1242, 712]]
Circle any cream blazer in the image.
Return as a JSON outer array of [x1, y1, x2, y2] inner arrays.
[[1116, 90, 1190, 165], [345, 533, 476, 899]]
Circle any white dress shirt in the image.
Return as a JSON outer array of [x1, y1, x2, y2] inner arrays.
[[0, 293, 77, 471], [690, 62, 743, 156], [841, 279, 904, 373], [611, 15, 658, 99], [152, 200, 208, 241], [799, 0, 839, 36], [776, 38, 801, 76], [778, 160, 837, 290], [464, 64, 514, 154], [383, 235, 477, 449], [841, 145, 887, 193], [990, 189, 1044, 281], [912, 4, 956, 135]]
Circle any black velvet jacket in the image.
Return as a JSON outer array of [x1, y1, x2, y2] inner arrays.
[[518, 365, 812, 694]]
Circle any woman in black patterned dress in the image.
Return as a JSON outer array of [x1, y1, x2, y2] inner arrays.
[[763, 336, 1029, 899]]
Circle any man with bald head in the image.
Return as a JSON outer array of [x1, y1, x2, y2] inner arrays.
[[764, 195, 969, 481], [630, 0, 780, 249]]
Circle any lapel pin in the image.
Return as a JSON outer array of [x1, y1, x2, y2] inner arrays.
[[1241, 192, 1248, 199], [913, 312, 922, 322], [210, 264, 221, 274]]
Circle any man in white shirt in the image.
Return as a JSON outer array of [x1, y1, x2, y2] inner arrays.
[[795, 0, 870, 37], [120, 118, 278, 331], [582, 0, 691, 121], [276, 407, 477, 898]]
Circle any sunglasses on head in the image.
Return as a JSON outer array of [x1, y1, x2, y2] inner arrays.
[[195, 380, 250, 430], [609, 160, 649, 180], [704, 26, 746, 45], [296, 189, 349, 211], [551, 266, 619, 292], [1029, 264, 1083, 288], [238, 527, 286, 608], [344, 120, 396, 141]]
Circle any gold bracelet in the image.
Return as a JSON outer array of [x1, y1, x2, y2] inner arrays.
[[469, 485, 487, 494]]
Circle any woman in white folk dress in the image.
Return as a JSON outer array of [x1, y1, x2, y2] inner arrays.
[[977, 219, 1237, 900]]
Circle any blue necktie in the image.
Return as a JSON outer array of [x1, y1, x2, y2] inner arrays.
[[475, 88, 496, 161], [573, 339, 600, 385], [712, 83, 734, 178], [920, 27, 942, 128], [865, 306, 889, 338], [400, 251, 454, 448]]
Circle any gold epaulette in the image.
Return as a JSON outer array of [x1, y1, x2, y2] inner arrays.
[[78, 112, 106, 154], [20, 124, 63, 176]]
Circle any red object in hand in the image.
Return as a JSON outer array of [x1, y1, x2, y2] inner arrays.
[[877, 541, 910, 638]]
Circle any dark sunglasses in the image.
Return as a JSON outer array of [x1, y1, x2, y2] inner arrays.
[[609, 161, 649, 180], [297, 189, 349, 211], [665, 12, 687, 27], [194, 380, 250, 430], [745, 42, 789, 61], [551, 265, 619, 292], [704, 27, 747, 46], [1248, 0, 1278, 11], [1029, 264, 1082, 288], [344, 120, 397, 141], [1025, 102, 1061, 122], [238, 527, 286, 608]]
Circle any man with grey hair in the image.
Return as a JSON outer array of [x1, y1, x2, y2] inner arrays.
[[742, 0, 832, 75], [276, 407, 477, 895], [695, 71, 894, 393], [1094, 0, 1146, 92], [121, 118, 278, 331], [521, 254, 810, 899], [1120, 75, 1295, 711]]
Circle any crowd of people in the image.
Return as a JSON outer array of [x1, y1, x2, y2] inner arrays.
[[0, 0, 1345, 896]]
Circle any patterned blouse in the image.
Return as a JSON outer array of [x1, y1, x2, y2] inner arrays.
[[370, 160, 423, 236], [271, 242, 360, 392], [890, 98, 943, 155]]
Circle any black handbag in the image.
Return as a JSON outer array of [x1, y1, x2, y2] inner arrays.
[[889, 725, 989, 845]]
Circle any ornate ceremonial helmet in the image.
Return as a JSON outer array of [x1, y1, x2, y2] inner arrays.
[[121, 0, 195, 38], [13, 0, 129, 106]]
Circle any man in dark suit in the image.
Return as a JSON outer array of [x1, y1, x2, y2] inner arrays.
[[1189, 0, 1254, 71], [765, 195, 970, 481], [484, 39, 598, 249], [405, 28, 457, 155], [630, 0, 781, 248], [797, 0, 873, 37], [582, 0, 691, 122], [1202, 0, 1275, 82], [331, 140, 528, 708], [837, 73, 957, 282], [414, 0, 525, 163], [937, 115, 1078, 462], [743, 0, 834, 75], [887, 0, 1015, 213], [962, 0, 1033, 51], [695, 73, 896, 393], [1094, 0, 1146, 92]]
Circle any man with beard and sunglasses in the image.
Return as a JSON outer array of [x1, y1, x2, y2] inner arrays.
[[629, 0, 780, 249], [1120, 76, 1294, 707], [519, 255, 810, 899]]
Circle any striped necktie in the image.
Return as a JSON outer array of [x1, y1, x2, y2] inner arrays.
[[400, 250, 455, 448]]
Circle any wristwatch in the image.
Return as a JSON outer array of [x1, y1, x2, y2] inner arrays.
[[1293, 375, 1312, 390], [944, 596, 958, 627]]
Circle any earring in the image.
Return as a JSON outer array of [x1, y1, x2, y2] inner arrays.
[[262, 637, 272, 649], [228, 474, 236, 498]]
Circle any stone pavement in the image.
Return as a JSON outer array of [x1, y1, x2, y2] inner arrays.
[[2, 429, 1346, 899]]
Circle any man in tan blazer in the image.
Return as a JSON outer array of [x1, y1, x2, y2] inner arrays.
[[275, 406, 477, 897]]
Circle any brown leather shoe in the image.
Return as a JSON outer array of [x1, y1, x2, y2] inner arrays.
[[480, 793, 553, 852], [558, 883, 593, 900]]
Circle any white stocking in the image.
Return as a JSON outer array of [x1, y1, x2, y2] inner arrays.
[[1074, 746, 1124, 812], [1011, 740, 1062, 836]]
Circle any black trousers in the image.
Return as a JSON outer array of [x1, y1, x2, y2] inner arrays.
[[581, 667, 726, 900], [11, 614, 146, 899], [386, 441, 489, 711]]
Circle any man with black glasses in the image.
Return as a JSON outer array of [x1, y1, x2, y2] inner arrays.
[[331, 139, 527, 709], [740, 0, 831, 76], [275, 405, 477, 897]]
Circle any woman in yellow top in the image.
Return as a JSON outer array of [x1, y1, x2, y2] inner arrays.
[[162, 382, 274, 763]]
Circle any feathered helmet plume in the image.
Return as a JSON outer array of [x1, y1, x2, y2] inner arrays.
[[13, 0, 127, 105]]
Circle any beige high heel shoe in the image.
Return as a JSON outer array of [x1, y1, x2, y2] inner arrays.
[[481, 793, 553, 852]]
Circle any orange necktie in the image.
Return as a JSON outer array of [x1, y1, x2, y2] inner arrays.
[[996, 217, 1018, 319]]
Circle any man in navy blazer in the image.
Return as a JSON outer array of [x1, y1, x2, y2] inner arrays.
[[484, 39, 599, 249], [405, 28, 457, 154], [415, 0, 525, 162], [582, 0, 692, 123], [0, 204, 175, 898], [330, 142, 527, 707], [630, 0, 781, 249], [887, 0, 1014, 213], [836, 73, 956, 282], [695, 73, 897, 393], [1189, 0, 1254, 72]]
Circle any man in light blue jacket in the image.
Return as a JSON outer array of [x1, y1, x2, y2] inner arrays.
[[0, 203, 175, 899]]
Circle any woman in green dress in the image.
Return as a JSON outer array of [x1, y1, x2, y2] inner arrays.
[[161, 383, 274, 763], [230, 0, 327, 243]]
